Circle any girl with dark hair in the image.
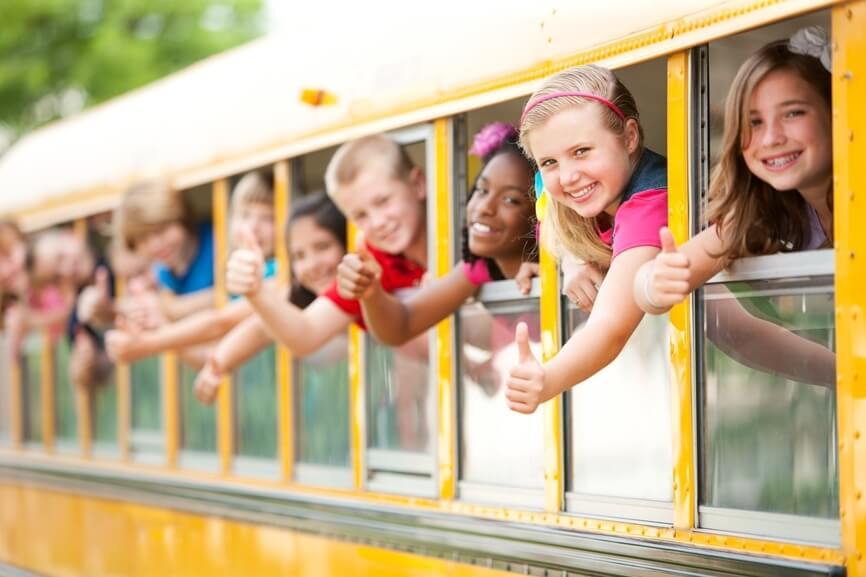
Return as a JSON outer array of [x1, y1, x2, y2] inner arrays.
[[334, 122, 538, 347]]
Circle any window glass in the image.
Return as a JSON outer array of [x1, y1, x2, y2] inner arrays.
[[22, 333, 43, 444], [0, 333, 11, 442], [700, 274, 837, 518], [566, 310, 673, 502], [179, 362, 216, 459], [458, 300, 544, 494], [91, 378, 118, 448], [234, 345, 278, 461], [130, 357, 162, 459], [296, 335, 351, 469], [53, 336, 77, 448]]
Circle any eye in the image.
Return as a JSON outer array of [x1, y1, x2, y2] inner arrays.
[[473, 185, 489, 196], [573, 147, 590, 157], [503, 195, 523, 206], [538, 158, 556, 169], [372, 195, 389, 207], [749, 117, 763, 128], [784, 109, 806, 119]]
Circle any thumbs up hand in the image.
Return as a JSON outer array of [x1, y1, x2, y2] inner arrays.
[[645, 227, 692, 309], [226, 225, 265, 297], [77, 266, 113, 326], [336, 234, 383, 300], [505, 322, 547, 414]]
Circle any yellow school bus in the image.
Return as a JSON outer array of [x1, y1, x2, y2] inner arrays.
[[0, 0, 863, 575]]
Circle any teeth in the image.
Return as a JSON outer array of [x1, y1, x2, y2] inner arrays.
[[569, 182, 596, 200], [472, 222, 493, 233], [764, 152, 799, 167]]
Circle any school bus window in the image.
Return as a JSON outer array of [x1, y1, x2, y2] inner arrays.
[[0, 331, 10, 444], [291, 148, 352, 488], [130, 357, 163, 462], [456, 102, 545, 507], [363, 129, 437, 496], [21, 332, 43, 447], [561, 56, 673, 523], [696, 9, 838, 544]]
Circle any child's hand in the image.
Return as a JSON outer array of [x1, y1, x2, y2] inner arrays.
[[514, 262, 539, 295], [336, 241, 382, 300], [563, 260, 604, 312], [76, 267, 112, 326], [226, 226, 264, 297], [646, 227, 691, 309], [506, 322, 546, 414], [105, 329, 141, 363], [194, 356, 222, 405]]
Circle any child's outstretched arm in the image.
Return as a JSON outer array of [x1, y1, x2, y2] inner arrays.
[[507, 246, 658, 414], [158, 288, 215, 321], [227, 228, 351, 357], [339, 248, 476, 345], [105, 280, 279, 364], [194, 315, 273, 404], [634, 227, 727, 314]]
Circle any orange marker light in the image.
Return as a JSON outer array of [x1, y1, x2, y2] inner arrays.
[[299, 88, 337, 107]]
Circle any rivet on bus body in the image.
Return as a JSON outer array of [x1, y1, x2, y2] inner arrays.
[[856, 430, 861, 439], [847, 8, 853, 19], [850, 130, 855, 142], [850, 251, 856, 259], [857, 491, 862, 500]]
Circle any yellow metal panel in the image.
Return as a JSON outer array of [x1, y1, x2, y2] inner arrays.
[[666, 51, 696, 531], [41, 332, 54, 453], [163, 352, 179, 468], [0, 483, 513, 577], [114, 276, 131, 461], [212, 178, 233, 476], [273, 160, 294, 481], [539, 231, 563, 512], [832, 3, 866, 575], [348, 222, 365, 490], [433, 118, 457, 500]]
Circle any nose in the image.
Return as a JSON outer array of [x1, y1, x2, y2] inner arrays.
[[761, 116, 786, 147], [475, 192, 496, 216], [559, 161, 581, 189]]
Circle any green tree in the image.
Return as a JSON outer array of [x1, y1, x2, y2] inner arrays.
[[0, 0, 264, 141]]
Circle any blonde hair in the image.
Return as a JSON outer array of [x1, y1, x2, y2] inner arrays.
[[709, 40, 831, 259], [230, 170, 274, 214], [519, 65, 644, 264], [324, 134, 415, 202], [118, 180, 192, 250]]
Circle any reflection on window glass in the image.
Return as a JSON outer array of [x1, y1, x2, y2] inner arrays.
[[459, 301, 544, 489], [54, 337, 77, 445], [567, 310, 673, 502], [22, 333, 43, 444], [234, 345, 277, 460], [92, 378, 117, 446], [366, 333, 434, 455], [296, 335, 350, 467], [701, 277, 837, 518], [180, 363, 216, 454]]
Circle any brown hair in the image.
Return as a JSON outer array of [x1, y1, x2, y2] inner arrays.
[[708, 39, 831, 260], [324, 134, 415, 204], [519, 65, 644, 264], [118, 180, 193, 250]]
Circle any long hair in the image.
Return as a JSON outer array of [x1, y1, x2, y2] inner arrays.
[[708, 39, 831, 259], [286, 192, 347, 308], [519, 65, 644, 265], [462, 123, 537, 281]]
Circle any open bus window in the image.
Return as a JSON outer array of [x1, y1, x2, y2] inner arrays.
[[363, 128, 437, 496], [696, 9, 838, 545], [291, 147, 353, 488], [0, 331, 10, 444], [561, 56, 674, 523]]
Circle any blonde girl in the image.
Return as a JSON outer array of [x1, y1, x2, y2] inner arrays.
[[506, 64, 668, 414]]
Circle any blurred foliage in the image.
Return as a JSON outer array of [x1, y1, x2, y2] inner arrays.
[[0, 0, 264, 138]]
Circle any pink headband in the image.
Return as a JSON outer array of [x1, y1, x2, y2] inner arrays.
[[521, 91, 626, 124]]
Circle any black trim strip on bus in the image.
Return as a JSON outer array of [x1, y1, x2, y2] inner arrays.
[[0, 460, 844, 577]]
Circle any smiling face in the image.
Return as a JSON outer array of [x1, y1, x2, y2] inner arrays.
[[289, 216, 345, 295], [135, 222, 189, 270], [740, 67, 832, 199], [528, 104, 639, 220], [230, 201, 275, 257], [466, 152, 534, 266], [335, 162, 426, 255]]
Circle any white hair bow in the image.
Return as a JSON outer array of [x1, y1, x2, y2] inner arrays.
[[788, 25, 832, 72]]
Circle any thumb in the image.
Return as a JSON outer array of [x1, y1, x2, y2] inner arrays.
[[659, 227, 678, 254], [95, 266, 110, 296], [241, 225, 262, 255], [515, 322, 533, 363], [355, 231, 372, 261]]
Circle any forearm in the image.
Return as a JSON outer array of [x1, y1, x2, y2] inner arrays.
[[212, 317, 273, 373], [178, 344, 212, 371], [161, 289, 214, 321], [246, 291, 345, 357], [136, 301, 251, 355]]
